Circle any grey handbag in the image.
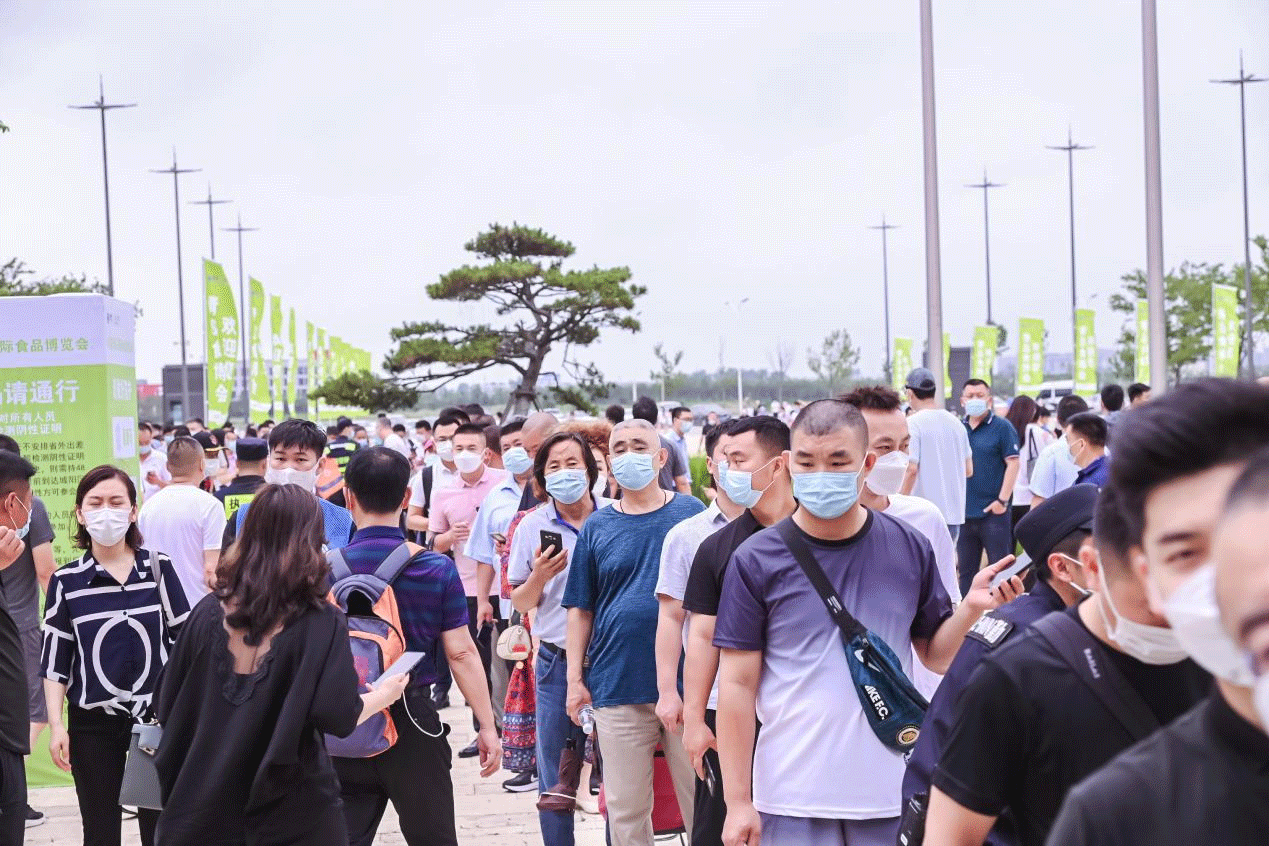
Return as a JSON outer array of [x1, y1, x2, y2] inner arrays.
[[119, 723, 163, 810]]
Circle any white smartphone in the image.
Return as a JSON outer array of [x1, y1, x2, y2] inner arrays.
[[380, 651, 426, 680], [990, 553, 1031, 590]]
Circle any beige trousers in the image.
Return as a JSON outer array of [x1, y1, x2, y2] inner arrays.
[[594, 703, 696, 846]]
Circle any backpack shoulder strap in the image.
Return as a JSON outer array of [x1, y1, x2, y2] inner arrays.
[[775, 518, 867, 641], [325, 547, 353, 583], [1031, 610, 1160, 741], [372, 542, 421, 586], [422, 466, 433, 506]]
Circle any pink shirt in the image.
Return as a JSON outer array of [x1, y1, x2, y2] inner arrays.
[[430, 465, 509, 596]]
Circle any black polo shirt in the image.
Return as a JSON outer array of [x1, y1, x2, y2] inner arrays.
[[681, 509, 764, 616], [213, 474, 265, 520], [1048, 690, 1269, 845], [932, 604, 1210, 846]]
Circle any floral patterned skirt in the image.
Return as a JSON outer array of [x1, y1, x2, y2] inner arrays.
[[502, 619, 537, 774]]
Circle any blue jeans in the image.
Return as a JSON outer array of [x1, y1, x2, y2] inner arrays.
[[955, 510, 1013, 597], [536, 644, 586, 846]]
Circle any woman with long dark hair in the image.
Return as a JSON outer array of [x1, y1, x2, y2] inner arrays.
[[42, 465, 191, 846], [1004, 396, 1049, 527], [153, 484, 407, 846]]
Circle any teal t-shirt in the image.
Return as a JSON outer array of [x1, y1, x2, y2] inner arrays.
[[561, 494, 705, 708]]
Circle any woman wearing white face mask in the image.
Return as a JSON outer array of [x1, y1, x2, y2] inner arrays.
[[41, 466, 192, 846]]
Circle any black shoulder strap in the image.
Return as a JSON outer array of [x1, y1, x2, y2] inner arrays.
[[1031, 611, 1160, 741], [776, 519, 866, 640], [422, 465, 433, 507], [325, 547, 353, 583], [373, 542, 417, 586]]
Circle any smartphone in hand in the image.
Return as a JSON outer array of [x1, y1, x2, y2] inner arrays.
[[540, 530, 564, 557]]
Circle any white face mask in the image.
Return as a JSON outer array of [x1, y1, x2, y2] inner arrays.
[[1161, 564, 1255, 686], [435, 440, 455, 462], [83, 507, 132, 547], [454, 451, 484, 474], [1095, 558, 1189, 665], [592, 475, 609, 500], [265, 465, 318, 494], [865, 451, 909, 498]]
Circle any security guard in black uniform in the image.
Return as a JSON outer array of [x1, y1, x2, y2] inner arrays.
[[900, 483, 1100, 846], [213, 437, 268, 520]]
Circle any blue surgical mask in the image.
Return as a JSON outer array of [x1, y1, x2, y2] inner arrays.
[[965, 399, 989, 418], [503, 447, 533, 476], [679, 422, 693, 436], [545, 468, 590, 505], [717, 457, 777, 509], [611, 452, 657, 492], [792, 469, 863, 520], [7, 496, 30, 541]]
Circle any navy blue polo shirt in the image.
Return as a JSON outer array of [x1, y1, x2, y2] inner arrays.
[[964, 412, 1020, 519], [1075, 455, 1109, 488]]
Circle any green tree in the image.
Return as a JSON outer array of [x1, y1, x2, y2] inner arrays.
[[309, 370, 419, 413], [382, 223, 643, 417], [807, 329, 860, 395], [767, 341, 796, 401], [1, 259, 106, 296], [1109, 242, 1269, 385], [651, 343, 684, 401]]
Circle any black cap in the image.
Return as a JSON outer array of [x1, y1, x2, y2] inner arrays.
[[905, 367, 936, 392], [235, 437, 268, 462], [1014, 483, 1098, 564]]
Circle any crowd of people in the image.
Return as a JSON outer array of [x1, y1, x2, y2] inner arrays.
[[0, 372, 1266, 846]]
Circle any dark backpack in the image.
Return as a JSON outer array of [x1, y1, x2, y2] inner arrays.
[[323, 542, 419, 758]]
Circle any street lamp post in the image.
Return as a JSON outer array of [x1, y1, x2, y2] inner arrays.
[[1046, 129, 1094, 383], [223, 214, 259, 420], [189, 185, 231, 260], [868, 216, 899, 384], [1212, 51, 1266, 379], [919, 0, 946, 403], [150, 150, 200, 423], [69, 78, 135, 298], [965, 169, 1005, 325]]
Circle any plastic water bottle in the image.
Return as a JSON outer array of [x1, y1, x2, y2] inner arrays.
[[580, 705, 595, 736]]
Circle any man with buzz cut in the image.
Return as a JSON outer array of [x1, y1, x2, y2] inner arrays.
[[714, 399, 1021, 846]]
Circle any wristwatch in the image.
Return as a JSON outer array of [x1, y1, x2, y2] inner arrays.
[[996, 497, 1009, 507]]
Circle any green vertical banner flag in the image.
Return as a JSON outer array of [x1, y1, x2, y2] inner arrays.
[[287, 307, 297, 415], [891, 338, 914, 391], [0, 294, 138, 563], [1017, 318, 1045, 397], [305, 322, 315, 402], [315, 328, 327, 390], [972, 326, 999, 382], [1074, 309, 1098, 395], [269, 294, 284, 416], [942, 332, 952, 394], [1135, 300, 1151, 385], [204, 260, 238, 422], [248, 279, 269, 417], [1212, 283, 1240, 377]]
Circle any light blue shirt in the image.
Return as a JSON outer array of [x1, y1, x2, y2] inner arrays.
[[466, 474, 525, 619], [506, 496, 615, 648], [1028, 437, 1080, 500], [669, 431, 691, 473]]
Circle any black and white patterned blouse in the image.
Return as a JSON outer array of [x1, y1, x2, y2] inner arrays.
[[41, 548, 191, 720]]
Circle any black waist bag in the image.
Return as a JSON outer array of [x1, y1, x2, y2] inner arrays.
[[777, 519, 929, 754]]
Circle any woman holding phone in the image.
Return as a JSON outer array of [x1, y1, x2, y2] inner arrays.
[[153, 484, 407, 846]]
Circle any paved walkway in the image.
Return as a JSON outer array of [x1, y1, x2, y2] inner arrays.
[[27, 698, 608, 845]]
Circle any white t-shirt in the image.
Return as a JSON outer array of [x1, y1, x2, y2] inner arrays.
[[383, 432, 412, 460], [139, 451, 170, 502], [906, 408, 972, 526], [883, 493, 960, 699], [137, 484, 227, 604], [1012, 423, 1054, 507]]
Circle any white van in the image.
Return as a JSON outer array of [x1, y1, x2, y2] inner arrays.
[[1033, 381, 1074, 410]]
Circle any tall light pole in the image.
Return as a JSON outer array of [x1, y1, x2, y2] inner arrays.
[[189, 185, 231, 260], [868, 216, 899, 384], [1046, 129, 1094, 381], [1212, 51, 1265, 379], [965, 169, 1005, 325], [224, 214, 258, 420], [919, 0, 946, 403], [725, 298, 749, 414], [69, 77, 135, 298], [151, 150, 200, 423], [1142, 0, 1168, 392]]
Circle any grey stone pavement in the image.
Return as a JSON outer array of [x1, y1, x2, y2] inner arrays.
[[26, 696, 609, 845]]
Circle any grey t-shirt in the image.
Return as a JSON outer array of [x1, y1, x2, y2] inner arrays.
[[714, 510, 953, 818], [658, 435, 687, 491], [1, 496, 55, 633]]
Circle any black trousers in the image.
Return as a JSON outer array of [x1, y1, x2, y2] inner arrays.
[[692, 709, 726, 846], [0, 748, 24, 846], [67, 706, 159, 846], [334, 691, 456, 846]]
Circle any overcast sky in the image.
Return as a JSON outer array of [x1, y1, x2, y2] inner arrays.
[[2, 1, 1266, 389]]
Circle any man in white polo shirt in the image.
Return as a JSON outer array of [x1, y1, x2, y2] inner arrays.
[[137, 436, 226, 601]]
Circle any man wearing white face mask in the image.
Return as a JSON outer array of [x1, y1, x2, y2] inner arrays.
[[138, 436, 227, 602], [406, 411, 467, 541], [1047, 379, 1269, 846], [926, 479, 1209, 846], [219, 419, 354, 554]]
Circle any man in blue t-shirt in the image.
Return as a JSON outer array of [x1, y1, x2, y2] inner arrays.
[[562, 419, 705, 846], [958, 379, 1020, 596]]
